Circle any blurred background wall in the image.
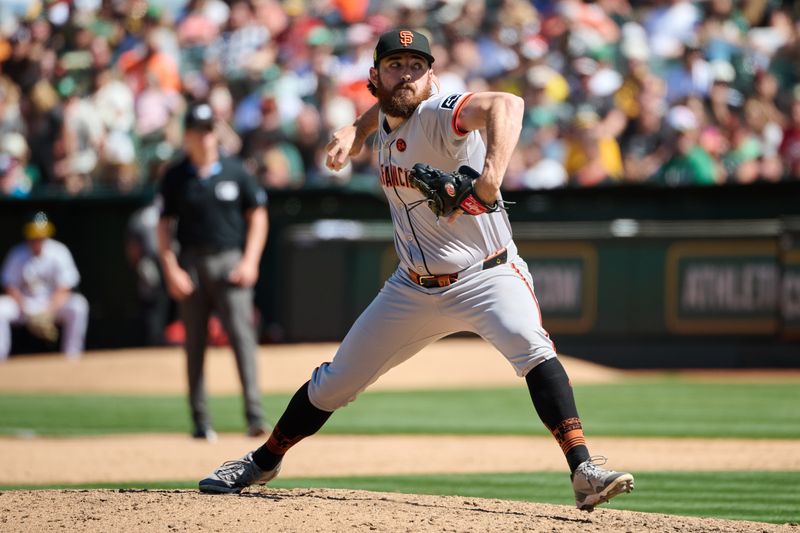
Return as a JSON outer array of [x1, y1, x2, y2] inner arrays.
[[2, 182, 798, 367], [3, 0, 800, 366]]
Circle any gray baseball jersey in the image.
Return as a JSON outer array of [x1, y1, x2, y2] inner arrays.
[[306, 92, 557, 412], [375, 92, 513, 275]]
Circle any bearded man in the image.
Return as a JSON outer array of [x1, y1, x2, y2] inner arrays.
[[199, 29, 634, 513]]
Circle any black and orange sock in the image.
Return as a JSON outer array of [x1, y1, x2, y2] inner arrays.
[[551, 417, 589, 474], [252, 381, 332, 471], [525, 358, 591, 473]]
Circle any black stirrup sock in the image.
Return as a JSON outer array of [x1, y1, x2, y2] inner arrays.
[[525, 358, 590, 473], [252, 381, 333, 471]]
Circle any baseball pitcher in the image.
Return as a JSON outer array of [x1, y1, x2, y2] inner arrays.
[[199, 29, 634, 511]]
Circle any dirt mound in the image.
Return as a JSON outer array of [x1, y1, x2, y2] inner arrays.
[[2, 488, 794, 533]]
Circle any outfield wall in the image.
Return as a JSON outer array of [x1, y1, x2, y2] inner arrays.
[[2, 182, 799, 367]]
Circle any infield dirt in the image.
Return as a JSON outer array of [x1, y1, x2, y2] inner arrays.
[[3, 488, 798, 533], [1, 339, 798, 532]]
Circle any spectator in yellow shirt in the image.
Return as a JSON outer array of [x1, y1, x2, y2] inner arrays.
[[564, 109, 624, 186]]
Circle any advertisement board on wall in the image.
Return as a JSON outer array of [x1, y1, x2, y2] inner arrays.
[[665, 240, 779, 334], [781, 237, 800, 337], [517, 242, 598, 334]]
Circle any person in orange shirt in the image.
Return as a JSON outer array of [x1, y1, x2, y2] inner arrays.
[[117, 25, 181, 97]]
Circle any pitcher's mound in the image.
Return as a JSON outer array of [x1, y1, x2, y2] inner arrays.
[[2, 488, 792, 532]]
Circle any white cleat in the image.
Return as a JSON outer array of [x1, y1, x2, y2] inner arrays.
[[572, 456, 634, 512], [199, 452, 282, 494]]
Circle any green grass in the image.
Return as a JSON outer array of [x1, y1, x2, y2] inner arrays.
[[2, 472, 797, 525], [0, 381, 798, 438], [2, 379, 796, 525]]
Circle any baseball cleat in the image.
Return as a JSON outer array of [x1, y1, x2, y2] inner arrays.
[[199, 452, 282, 494], [571, 456, 634, 512]]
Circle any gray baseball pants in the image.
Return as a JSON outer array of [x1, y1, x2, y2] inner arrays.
[[178, 247, 264, 432], [307, 251, 557, 412]]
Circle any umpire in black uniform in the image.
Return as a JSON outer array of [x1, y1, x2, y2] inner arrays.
[[157, 101, 269, 441]]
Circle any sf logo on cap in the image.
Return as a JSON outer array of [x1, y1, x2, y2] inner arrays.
[[399, 30, 414, 47]]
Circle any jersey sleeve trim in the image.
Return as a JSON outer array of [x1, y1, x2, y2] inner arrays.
[[451, 92, 475, 137]]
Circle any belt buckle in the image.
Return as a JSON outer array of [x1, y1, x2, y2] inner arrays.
[[417, 275, 435, 286]]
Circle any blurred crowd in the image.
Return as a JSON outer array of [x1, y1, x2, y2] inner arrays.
[[2, 0, 800, 197]]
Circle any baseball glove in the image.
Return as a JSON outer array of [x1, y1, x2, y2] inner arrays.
[[408, 163, 500, 218], [25, 312, 59, 342]]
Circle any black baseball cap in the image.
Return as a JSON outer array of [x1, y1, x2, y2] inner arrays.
[[184, 101, 215, 131], [373, 29, 434, 67]]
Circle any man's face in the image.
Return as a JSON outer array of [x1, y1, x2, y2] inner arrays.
[[28, 238, 44, 256], [676, 129, 698, 154], [184, 127, 217, 159], [370, 53, 432, 119]]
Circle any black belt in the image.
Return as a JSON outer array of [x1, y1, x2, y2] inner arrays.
[[408, 248, 508, 288]]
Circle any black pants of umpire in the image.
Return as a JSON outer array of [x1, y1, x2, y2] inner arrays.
[[178, 247, 264, 433]]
